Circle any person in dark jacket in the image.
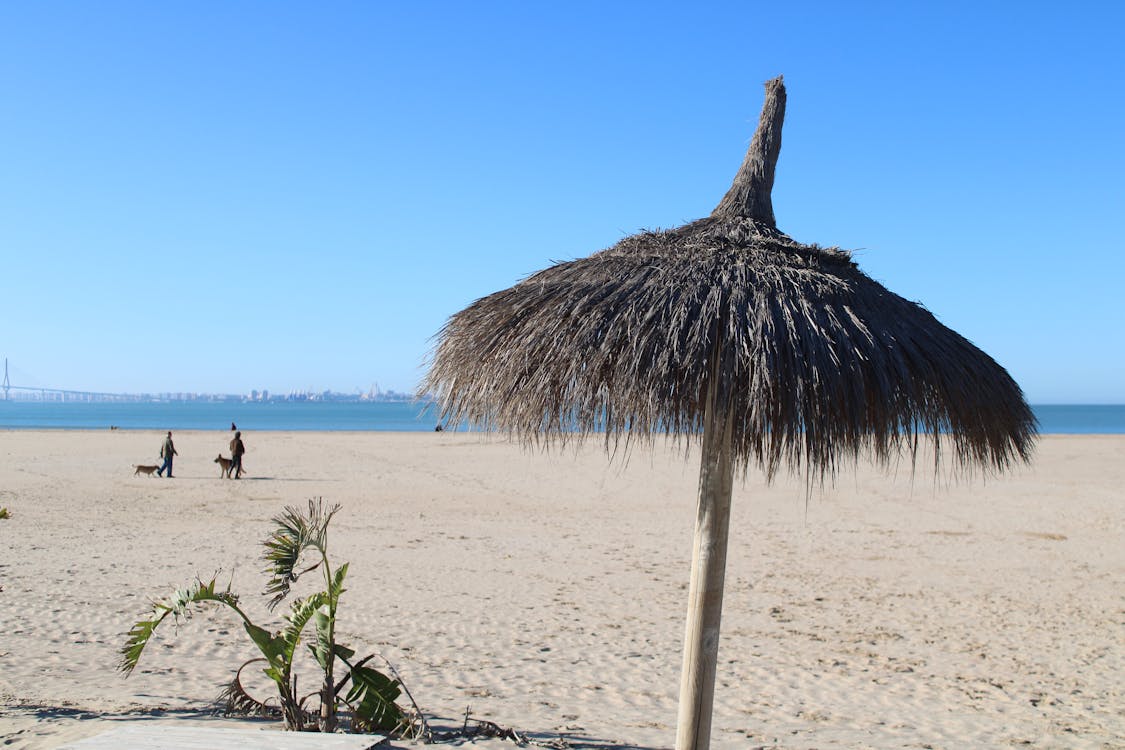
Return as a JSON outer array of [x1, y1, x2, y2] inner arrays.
[[229, 431, 246, 479], [157, 431, 178, 478]]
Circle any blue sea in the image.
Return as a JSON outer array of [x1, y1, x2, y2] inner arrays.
[[0, 401, 1123, 434], [0, 400, 442, 432]]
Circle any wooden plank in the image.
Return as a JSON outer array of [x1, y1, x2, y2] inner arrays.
[[59, 725, 385, 750]]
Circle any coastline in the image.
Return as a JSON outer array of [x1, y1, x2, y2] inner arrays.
[[1, 430, 1122, 749], [3, 402, 1125, 434]]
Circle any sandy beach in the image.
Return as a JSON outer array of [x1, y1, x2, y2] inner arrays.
[[0, 429, 1121, 749]]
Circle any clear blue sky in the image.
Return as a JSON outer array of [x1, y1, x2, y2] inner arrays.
[[2, 2, 1122, 402]]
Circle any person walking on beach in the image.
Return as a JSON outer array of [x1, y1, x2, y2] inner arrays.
[[157, 431, 178, 478], [229, 431, 246, 479]]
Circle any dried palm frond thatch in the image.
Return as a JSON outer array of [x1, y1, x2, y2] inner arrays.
[[426, 78, 1034, 479], [427, 215, 1034, 477], [424, 75, 1036, 750]]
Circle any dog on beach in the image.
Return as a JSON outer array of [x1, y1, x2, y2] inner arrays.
[[133, 464, 160, 477], [214, 454, 238, 478]]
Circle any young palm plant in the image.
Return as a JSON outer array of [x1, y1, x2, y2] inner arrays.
[[119, 499, 404, 733]]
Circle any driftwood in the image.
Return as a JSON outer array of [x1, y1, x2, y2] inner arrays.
[[421, 706, 569, 749]]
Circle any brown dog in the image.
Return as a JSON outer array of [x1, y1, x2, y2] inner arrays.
[[133, 464, 160, 477], [214, 454, 235, 478]]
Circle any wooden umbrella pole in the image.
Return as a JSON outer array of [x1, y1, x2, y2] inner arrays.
[[676, 79, 784, 747], [675, 346, 736, 750]]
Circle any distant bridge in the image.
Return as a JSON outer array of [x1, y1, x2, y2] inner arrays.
[[2, 385, 149, 403], [2, 359, 148, 402]]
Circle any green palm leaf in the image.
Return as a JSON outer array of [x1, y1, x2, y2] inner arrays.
[[263, 499, 341, 609], [282, 591, 329, 665], [243, 621, 287, 668], [328, 561, 348, 604], [311, 563, 350, 669], [119, 576, 245, 675], [344, 663, 403, 731]]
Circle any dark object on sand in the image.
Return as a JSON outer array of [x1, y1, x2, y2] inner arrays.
[[229, 431, 246, 479]]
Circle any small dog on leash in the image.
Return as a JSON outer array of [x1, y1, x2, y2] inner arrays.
[[133, 464, 160, 477]]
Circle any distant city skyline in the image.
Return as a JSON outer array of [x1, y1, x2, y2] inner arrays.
[[0, 365, 419, 403], [2, 354, 420, 401], [3, 4, 1123, 404], [3, 390, 418, 404]]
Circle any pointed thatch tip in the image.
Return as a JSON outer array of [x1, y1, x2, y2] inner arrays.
[[712, 75, 787, 226]]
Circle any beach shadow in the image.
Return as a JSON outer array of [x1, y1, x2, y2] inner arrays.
[[521, 737, 660, 750], [231, 477, 340, 482], [414, 716, 665, 750], [11, 703, 270, 724], [174, 476, 340, 482], [8, 703, 664, 750]]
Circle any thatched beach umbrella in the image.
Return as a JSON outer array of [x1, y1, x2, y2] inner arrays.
[[424, 76, 1036, 750]]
